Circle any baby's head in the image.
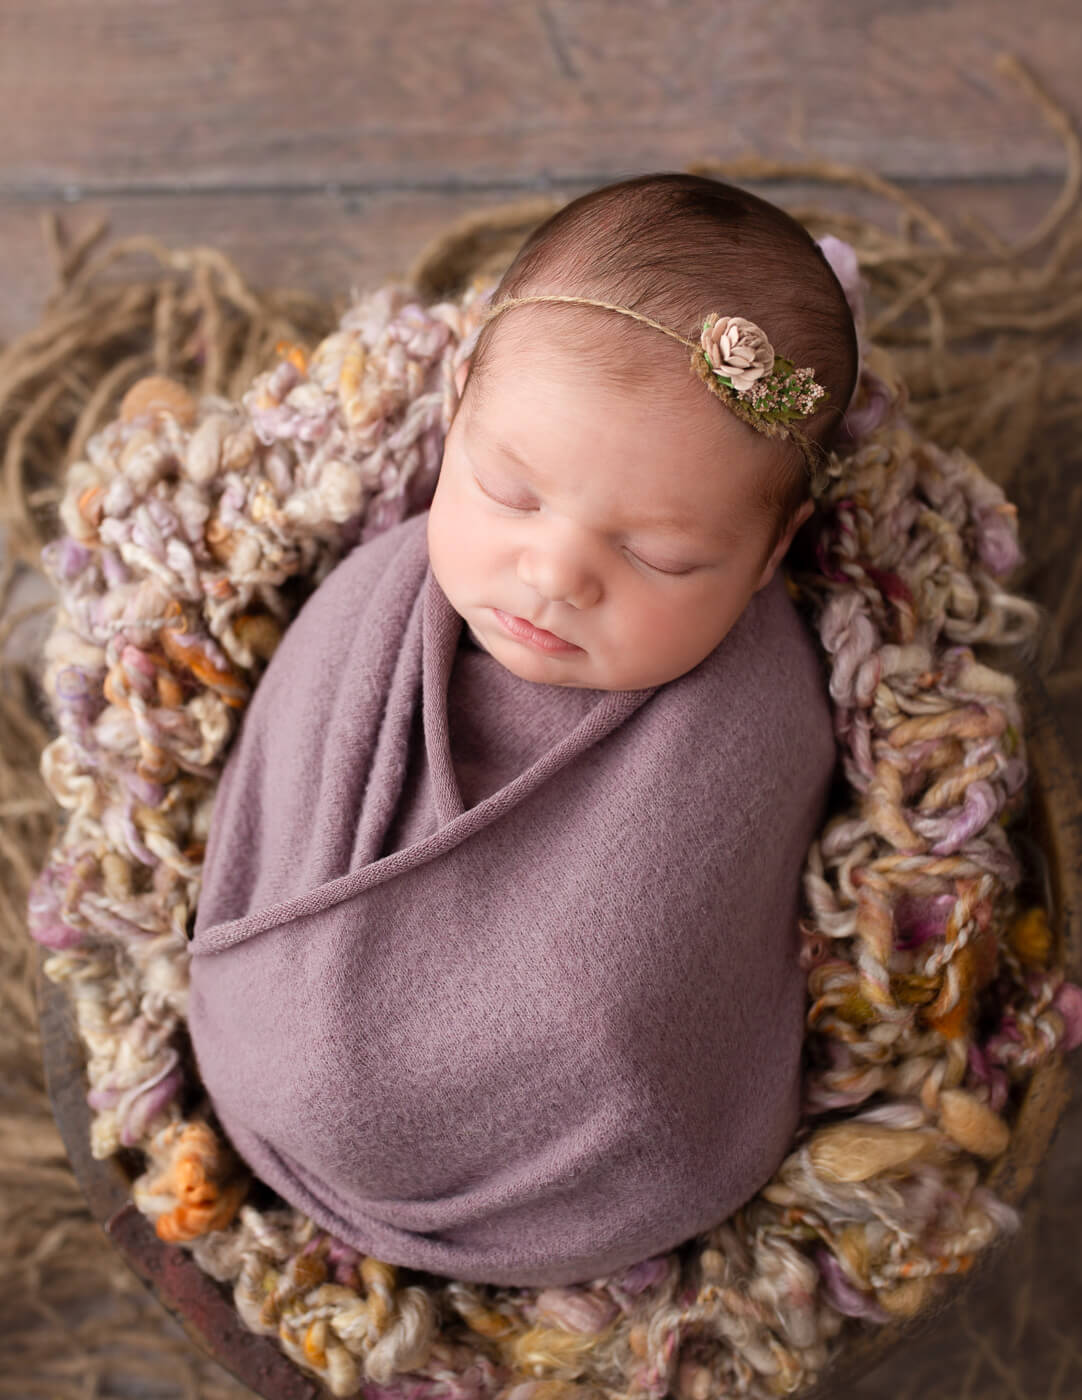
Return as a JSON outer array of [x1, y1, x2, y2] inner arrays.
[[427, 172, 859, 691]]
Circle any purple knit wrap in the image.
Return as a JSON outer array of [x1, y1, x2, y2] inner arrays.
[[187, 509, 837, 1286]]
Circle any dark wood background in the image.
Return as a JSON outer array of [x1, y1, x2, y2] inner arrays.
[[3, 1, 1082, 337], [1, 3, 1080, 1398]]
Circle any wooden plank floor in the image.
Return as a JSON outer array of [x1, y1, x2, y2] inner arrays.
[[1, 4, 1080, 1397], [2, 0, 1082, 338]]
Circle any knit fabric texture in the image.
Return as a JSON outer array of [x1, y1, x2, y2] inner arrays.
[[187, 509, 838, 1287]]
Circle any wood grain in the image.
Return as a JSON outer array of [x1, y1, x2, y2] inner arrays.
[[1, 1, 1079, 192], [1, 176, 1075, 345]]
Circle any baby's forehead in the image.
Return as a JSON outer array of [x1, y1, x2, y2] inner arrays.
[[466, 335, 777, 523]]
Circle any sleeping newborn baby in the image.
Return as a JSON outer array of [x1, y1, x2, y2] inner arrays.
[[187, 172, 858, 1287]]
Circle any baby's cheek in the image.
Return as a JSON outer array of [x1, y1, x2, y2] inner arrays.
[[650, 590, 728, 662], [432, 502, 488, 600], [426, 503, 460, 595]]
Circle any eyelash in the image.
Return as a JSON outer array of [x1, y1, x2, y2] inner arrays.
[[473, 476, 696, 576]]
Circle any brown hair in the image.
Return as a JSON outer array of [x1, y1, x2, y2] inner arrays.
[[460, 172, 860, 566]]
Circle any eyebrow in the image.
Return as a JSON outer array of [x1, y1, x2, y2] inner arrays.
[[468, 421, 744, 544]]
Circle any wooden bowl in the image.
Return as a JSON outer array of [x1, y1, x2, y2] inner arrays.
[[36, 668, 1082, 1400]]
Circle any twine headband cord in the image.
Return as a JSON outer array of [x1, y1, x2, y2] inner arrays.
[[475, 293, 834, 496]]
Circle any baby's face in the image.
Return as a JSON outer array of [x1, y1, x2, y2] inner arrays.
[[427, 342, 808, 691]]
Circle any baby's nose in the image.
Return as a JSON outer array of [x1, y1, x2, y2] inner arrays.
[[517, 542, 601, 609]]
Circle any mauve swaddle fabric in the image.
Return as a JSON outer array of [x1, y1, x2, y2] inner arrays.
[[187, 509, 837, 1287]]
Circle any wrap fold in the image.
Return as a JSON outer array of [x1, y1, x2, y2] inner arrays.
[[188, 510, 837, 1286]]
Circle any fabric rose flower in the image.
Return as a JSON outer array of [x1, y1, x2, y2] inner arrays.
[[700, 315, 775, 392]]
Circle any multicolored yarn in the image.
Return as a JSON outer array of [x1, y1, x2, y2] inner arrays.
[[26, 270, 1082, 1400]]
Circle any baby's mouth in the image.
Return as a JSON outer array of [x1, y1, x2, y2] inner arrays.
[[491, 609, 582, 653]]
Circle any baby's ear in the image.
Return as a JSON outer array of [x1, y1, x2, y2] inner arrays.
[[753, 498, 817, 594]]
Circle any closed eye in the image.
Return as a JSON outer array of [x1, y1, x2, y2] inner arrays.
[[474, 474, 535, 511], [626, 551, 697, 576], [475, 473, 698, 576]]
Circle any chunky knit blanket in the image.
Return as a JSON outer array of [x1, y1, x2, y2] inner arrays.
[[25, 259, 1082, 1399]]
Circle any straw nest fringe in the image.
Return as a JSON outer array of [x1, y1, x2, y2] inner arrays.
[[3, 48, 1082, 1400]]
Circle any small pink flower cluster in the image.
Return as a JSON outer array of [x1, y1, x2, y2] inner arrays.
[[742, 364, 827, 420]]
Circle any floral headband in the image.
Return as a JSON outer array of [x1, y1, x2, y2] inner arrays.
[[474, 294, 833, 496]]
